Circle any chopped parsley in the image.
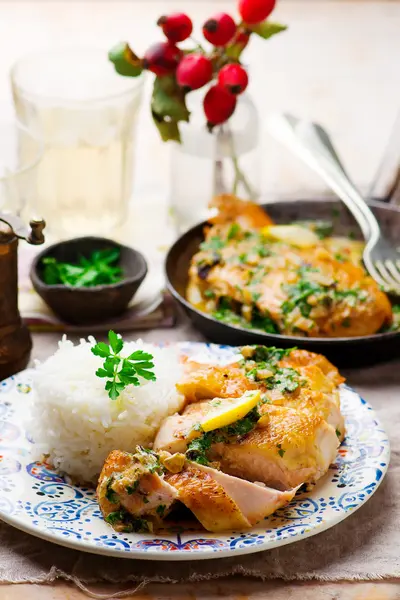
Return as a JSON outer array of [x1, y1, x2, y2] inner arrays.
[[241, 346, 302, 393], [227, 222, 241, 240], [252, 291, 262, 302], [256, 245, 272, 258], [105, 478, 118, 503], [186, 433, 213, 465], [156, 504, 166, 517], [335, 428, 341, 438], [277, 444, 286, 458], [249, 346, 293, 364], [204, 289, 216, 299], [251, 309, 280, 334], [186, 406, 261, 466], [238, 253, 248, 263], [281, 267, 369, 324], [282, 278, 326, 318], [341, 317, 351, 328], [266, 367, 302, 393], [126, 480, 140, 495], [313, 221, 334, 239], [200, 236, 225, 252], [105, 510, 125, 525], [224, 406, 260, 437], [105, 509, 151, 533], [383, 304, 400, 332]]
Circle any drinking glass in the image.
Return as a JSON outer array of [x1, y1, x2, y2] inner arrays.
[[0, 120, 43, 215], [11, 49, 144, 239]]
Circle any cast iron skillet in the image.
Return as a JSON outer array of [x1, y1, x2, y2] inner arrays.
[[166, 199, 400, 368]]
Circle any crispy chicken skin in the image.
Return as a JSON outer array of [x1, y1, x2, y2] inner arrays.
[[165, 461, 297, 532], [188, 196, 392, 337], [209, 194, 274, 229], [177, 361, 256, 403], [176, 348, 345, 440], [212, 405, 339, 489]]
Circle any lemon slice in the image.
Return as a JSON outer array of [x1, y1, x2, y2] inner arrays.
[[261, 225, 319, 248], [201, 390, 261, 432]]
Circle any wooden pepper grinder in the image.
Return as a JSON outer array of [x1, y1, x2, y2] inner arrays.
[[0, 214, 45, 380]]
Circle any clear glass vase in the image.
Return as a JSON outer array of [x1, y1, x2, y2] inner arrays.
[[169, 90, 260, 233]]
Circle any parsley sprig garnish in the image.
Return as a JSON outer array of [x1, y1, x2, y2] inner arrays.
[[91, 331, 156, 400]]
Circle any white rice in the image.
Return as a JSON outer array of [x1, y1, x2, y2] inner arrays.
[[29, 336, 184, 483]]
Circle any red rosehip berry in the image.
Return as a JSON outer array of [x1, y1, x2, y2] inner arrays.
[[202, 13, 236, 47], [218, 64, 249, 95], [238, 0, 276, 24], [143, 42, 182, 77], [203, 85, 237, 127], [157, 13, 193, 43], [176, 54, 213, 91]]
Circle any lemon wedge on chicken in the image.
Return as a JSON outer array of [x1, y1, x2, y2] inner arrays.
[[261, 225, 319, 249], [201, 390, 261, 432]]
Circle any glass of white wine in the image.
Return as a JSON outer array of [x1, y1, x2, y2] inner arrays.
[[11, 49, 144, 240], [0, 120, 43, 215]]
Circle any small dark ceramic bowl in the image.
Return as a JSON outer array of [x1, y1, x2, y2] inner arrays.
[[31, 237, 147, 325], [166, 199, 400, 368]]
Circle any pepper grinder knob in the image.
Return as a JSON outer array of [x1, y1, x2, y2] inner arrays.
[[28, 219, 46, 245]]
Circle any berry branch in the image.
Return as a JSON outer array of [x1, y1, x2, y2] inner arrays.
[[109, 0, 287, 197]]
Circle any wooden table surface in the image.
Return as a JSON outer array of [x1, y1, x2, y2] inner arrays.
[[1, 0, 400, 597]]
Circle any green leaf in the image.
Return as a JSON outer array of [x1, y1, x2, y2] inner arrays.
[[108, 42, 143, 77], [105, 381, 120, 400], [128, 351, 154, 361], [152, 115, 181, 143], [151, 75, 190, 143], [108, 330, 123, 354], [136, 370, 157, 381], [152, 76, 190, 122], [92, 332, 157, 400], [41, 257, 61, 285], [95, 368, 109, 378], [118, 373, 140, 386], [248, 21, 287, 40], [130, 361, 155, 369], [91, 343, 110, 358], [102, 359, 116, 378], [225, 44, 243, 61]]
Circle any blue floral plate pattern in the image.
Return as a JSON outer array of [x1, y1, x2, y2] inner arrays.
[[0, 342, 390, 561]]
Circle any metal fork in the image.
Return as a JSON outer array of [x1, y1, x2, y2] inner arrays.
[[268, 113, 400, 293]]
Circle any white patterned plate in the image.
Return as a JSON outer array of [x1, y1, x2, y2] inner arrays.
[[0, 343, 390, 561]]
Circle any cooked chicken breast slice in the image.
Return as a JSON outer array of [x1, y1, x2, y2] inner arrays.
[[165, 461, 297, 532], [97, 449, 177, 532], [155, 399, 339, 490], [212, 405, 339, 489]]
